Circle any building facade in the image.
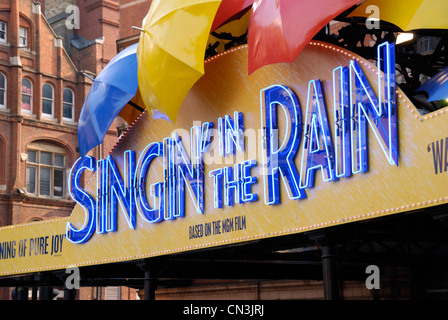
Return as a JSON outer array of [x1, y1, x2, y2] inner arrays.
[[0, 0, 83, 226], [0, 0, 130, 300]]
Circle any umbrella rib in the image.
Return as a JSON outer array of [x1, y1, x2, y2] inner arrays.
[[127, 100, 145, 112]]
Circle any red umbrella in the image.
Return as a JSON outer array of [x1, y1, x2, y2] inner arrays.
[[248, 0, 360, 74], [211, 0, 254, 31]]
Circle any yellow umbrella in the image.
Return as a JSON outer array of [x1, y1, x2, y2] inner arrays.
[[136, 0, 221, 122], [348, 0, 448, 31]]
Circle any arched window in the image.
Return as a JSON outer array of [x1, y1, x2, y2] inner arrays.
[[42, 83, 54, 117], [0, 73, 6, 109], [26, 141, 67, 198], [0, 21, 6, 44], [21, 78, 32, 113], [63, 88, 74, 121]]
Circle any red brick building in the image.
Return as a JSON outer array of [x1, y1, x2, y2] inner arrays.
[[0, 0, 128, 299], [117, 0, 151, 50], [0, 0, 83, 226]]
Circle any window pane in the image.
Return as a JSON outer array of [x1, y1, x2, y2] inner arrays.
[[63, 103, 73, 119], [63, 89, 73, 103], [21, 79, 32, 111], [0, 89, 4, 106], [21, 95, 31, 111], [42, 84, 53, 99], [19, 27, 27, 47], [40, 152, 52, 165], [0, 21, 6, 42], [0, 74, 5, 89], [39, 167, 51, 196], [54, 169, 64, 197], [54, 154, 64, 167], [27, 150, 37, 163], [22, 79, 31, 93], [42, 99, 52, 115], [26, 166, 36, 194]]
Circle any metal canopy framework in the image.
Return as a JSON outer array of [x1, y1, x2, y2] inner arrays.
[[2, 204, 448, 300]]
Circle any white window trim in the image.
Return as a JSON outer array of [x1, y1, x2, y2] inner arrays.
[[26, 144, 67, 199], [63, 88, 75, 122], [19, 27, 27, 48], [0, 72, 6, 109], [42, 83, 54, 118]]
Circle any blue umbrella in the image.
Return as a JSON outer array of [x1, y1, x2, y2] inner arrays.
[[78, 43, 142, 157], [416, 66, 448, 102]]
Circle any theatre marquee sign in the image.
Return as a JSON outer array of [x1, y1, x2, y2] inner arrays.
[[1, 42, 448, 275]]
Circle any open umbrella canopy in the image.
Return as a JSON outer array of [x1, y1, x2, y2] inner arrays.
[[78, 43, 142, 157], [211, 0, 253, 31], [348, 0, 448, 31], [247, 0, 360, 74], [137, 0, 221, 123], [417, 66, 448, 102]]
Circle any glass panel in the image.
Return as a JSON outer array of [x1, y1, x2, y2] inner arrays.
[[0, 74, 5, 89], [63, 89, 73, 103], [19, 27, 27, 47], [21, 79, 32, 111], [26, 166, 36, 194], [21, 95, 31, 111], [27, 150, 37, 163], [22, 79, 31, 93], [54, 169, 64, 197], [0, 21, 6, 42], [63, 103, 73, 119], [54, 154, 64, 167], [0, 90, 4, 106], [42, 99, 52, 115], [39, 167, 51, 196], [40, 152, 52, 165], [42, 84, 53, 99]]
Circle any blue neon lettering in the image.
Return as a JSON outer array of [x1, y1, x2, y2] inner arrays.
[[174, 123, 213, 216], [107, 151, 136, 231], [260, 85, 306, 205], [333, 66, 352, 178], [241, 160, 258, 203], [165, 137, 176, 220], [209, 168, 223, 208], [219, 112, 245, 156], [349, 42, 397, 173], [300, 80, 336, 189], [136, 142, 164, 223], [224, 164, 240, 206], [67, 41, 398, 245], [96, 158, 108, 234], [66, 156, 97, 244]]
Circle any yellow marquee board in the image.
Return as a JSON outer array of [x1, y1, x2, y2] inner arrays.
[[1, 42, 448, 276]]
